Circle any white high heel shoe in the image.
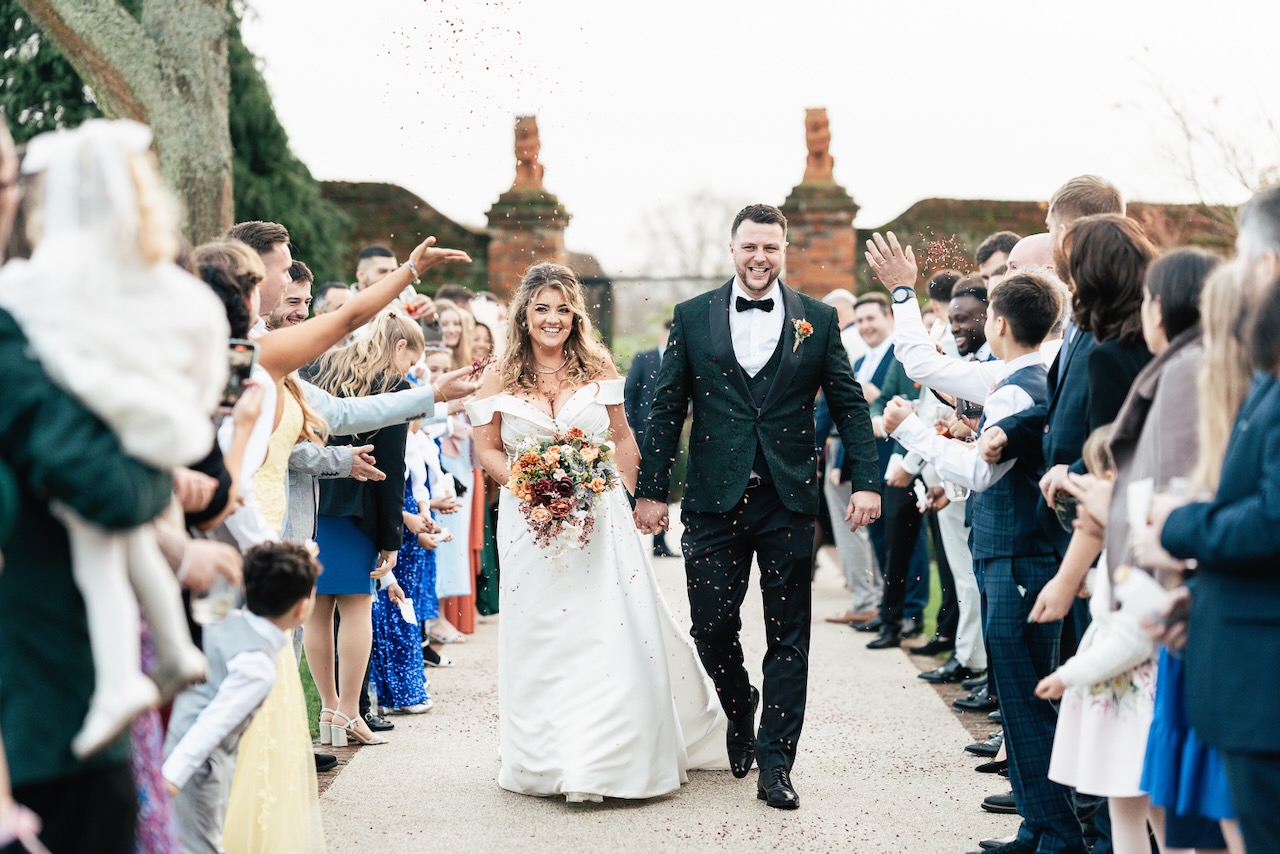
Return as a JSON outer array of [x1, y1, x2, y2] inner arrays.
[[319, 707, 337, 745]]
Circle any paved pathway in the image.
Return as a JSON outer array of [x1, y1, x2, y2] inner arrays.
[[321, 535, 1017, 852]]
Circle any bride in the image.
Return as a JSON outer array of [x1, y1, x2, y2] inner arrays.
[[467, 263, 729, 802]]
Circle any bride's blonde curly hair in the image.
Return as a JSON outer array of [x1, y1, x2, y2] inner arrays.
[[500, 263, 613, 392]]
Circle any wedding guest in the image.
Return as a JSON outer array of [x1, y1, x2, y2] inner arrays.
[[472, 320, 496, 362], [0, 119, 174, 854], [437, 283, 476, 317], [882, 272, 1083, 854], [436, 298, 474, 371], [625, 318, 677, 558], [304, 312, 424, 747], [312, 282, 351, 316], [976, 230, 1021, 287], [164, 543, 318, 854], [817, 290, 879, 626]]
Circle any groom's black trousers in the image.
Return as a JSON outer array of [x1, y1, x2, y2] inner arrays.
[[681, 480, 814, 772]]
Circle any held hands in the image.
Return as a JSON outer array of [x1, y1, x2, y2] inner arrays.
[[349, 445, 385, 483], [881, 396, 913, 435], [372, 549, 398, 579], [864, 231, 920, 291], [634, 498, 670, 535], [844, 490, 881, 531], [978, 426, 1006, 463]]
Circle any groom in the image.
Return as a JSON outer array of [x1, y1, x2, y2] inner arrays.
[[635, 204, 881, 809]]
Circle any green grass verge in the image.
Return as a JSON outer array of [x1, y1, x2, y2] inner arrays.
[[299, 651, 321, 741]]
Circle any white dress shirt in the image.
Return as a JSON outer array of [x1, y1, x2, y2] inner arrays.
[[728, 280, 785, 377], [855, 337, 893, 385], [162, 611, 287, 789], [892, 296, 1007, 403], [889, 351, 1043, 492]]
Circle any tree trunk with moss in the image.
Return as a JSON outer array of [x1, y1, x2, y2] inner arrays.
[[16, 0, 233, 242]]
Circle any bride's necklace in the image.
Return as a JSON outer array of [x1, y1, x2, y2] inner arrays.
[[533, 354, 569, 374], [533, 362, 569, 419]]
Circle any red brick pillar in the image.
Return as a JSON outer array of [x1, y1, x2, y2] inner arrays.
[[485, 116, 570, 298], [779, 109, 859, 297]]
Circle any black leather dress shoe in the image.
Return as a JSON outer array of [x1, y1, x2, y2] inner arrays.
[[981, 791, 1017, 814], [909, 633, 955, 656], [364, 712, 395, 732], [988, 708, 1002, 723], [652, 536, 676, 558], [974, 758, 1008, 774], [853, 617, 882, 633], [314, 752, 338, 773], [970, 838, 1031, 854], [901, 617, 923, 638], [965, 731, 1004, 757], [961, 673, 988, 691], [953, 687, 999, 713], [866, 630, 902, 650], [756, 766, 799, 810], [726, 685, 759, 778], [919, 658, 982, 684]]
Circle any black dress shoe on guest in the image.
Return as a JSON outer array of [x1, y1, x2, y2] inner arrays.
[[981, 791, 1017, 814], [909, 633, 955, 656], [919, 658, 982, 684], [953, 687, 999, 713], [756, 766, 799, 810], [866, 630, 902, 650], [961, 673, 988, 691], [364, 712, 395, 732], [965, 731, 1004, 757], [314, 752, 338, 773], [726, 685, 760, 779], [975, 759, 1008, 774], [988, 709, 1002, 723], [652, 537, 676, 558], [969, 838, 1032, 854], [853, 617, 882, 633], [901, 617, 923, 638]]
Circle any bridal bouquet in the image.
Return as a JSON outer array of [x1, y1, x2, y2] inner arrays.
[[508, 427, 620, 555]]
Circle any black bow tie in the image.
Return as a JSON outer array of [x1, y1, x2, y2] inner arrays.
[[736, 296, 775, 313]]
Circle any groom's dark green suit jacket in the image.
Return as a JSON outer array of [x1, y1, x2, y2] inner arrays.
[[636, 279, 880, 516]]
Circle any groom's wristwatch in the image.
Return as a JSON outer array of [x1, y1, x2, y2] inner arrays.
[[891, 286, 915, 305]]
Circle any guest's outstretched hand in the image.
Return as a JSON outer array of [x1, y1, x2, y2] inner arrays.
[[864, 231, 919, 291], [433, 365, 482, 404]]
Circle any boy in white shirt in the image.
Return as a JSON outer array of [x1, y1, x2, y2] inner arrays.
[[163, 542, 318, 854]]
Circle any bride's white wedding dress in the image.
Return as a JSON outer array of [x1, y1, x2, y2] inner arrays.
[[466, 378, 729, 800]]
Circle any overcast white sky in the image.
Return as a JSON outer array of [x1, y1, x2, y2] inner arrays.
[[240, 0, 1279, 274]]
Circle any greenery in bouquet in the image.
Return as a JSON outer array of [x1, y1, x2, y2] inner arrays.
[[508, 427, 620, 554]]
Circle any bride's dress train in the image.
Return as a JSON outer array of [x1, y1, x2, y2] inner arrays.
[[467, 379, 729, 800]]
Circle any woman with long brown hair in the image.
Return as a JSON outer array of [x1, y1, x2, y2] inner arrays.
[[466, 263, 728, 803]]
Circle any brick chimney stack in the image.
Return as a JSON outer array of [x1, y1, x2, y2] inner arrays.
[[485, 116, 570, 297], [779, 108, 859, 297]]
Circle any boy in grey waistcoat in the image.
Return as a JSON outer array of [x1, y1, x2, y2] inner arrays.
[[163, 542, 319, 854]]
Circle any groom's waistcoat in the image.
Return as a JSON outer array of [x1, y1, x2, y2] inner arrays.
[[636, 279, 880, 516]]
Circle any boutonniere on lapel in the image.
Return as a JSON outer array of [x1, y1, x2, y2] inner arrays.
[[792, 318, 813, 353]]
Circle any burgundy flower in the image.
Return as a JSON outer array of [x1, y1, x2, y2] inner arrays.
[[555, 479, 575, 497]]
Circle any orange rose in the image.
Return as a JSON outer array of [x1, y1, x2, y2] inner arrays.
[[567, 427, 586, 440], [589, 478, 606, 493], [530, 505, 552, 524], [548, 499, 572, 518], [580, 445, 600, 463]]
